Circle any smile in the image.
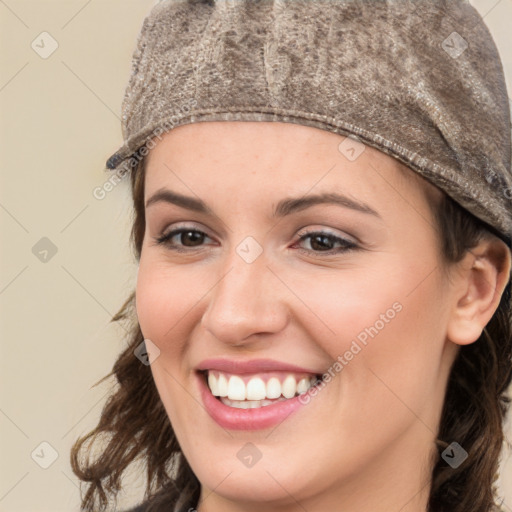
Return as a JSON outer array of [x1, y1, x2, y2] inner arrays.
[[205, 370, 319, 409], [195, 358, 325, 430]]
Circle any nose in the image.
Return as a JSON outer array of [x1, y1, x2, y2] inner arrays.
[[200, 249, 289, 347]]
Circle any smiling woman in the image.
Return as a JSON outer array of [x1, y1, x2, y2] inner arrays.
[[70, 1, 512, 512]]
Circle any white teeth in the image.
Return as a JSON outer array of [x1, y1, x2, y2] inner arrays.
[[218, 373, 228, 397], [227, 375, 246, 400], [208, 372, 219, 396], [297, 377, 310, 394], [206, 371, 317, 405], [246, 377, 267, 400], [266, 377, 282, 399], [221, 396, 288, 408], [282, 375, 297, 398]]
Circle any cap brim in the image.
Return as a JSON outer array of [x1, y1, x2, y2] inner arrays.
[[106, 147, 130, 170]]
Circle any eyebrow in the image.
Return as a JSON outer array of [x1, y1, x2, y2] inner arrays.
[[145, 188, 382, 219]]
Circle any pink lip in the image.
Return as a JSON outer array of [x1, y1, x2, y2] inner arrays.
[[196, 372, 310, 430], [196, 357, 321, 375]]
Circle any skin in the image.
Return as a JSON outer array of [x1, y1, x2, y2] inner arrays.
[[135, 121, 511, 512]]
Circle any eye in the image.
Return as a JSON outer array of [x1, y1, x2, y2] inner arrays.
[[153, 225, 359, 256], [154, 226, 213, 252], [293, 229, 358, 256]]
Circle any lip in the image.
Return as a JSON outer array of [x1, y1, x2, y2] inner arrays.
[[197, 371, 312, 430], [196, 357, 321, 375]]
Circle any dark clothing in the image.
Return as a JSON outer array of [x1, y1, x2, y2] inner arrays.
[[122, 504, 149, 512]]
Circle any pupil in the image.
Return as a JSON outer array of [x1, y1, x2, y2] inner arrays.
[[311, 235, 332, 251], [183, 231, 203, 246]]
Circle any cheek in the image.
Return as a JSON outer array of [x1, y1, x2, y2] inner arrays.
[[287, 260, 447, 406], [135, 258, 201, 349], [284, 263, 409, 359], [135, 259, 200, 429]]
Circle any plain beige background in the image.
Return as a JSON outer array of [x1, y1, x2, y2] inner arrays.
[[0, 1, 511, 511]]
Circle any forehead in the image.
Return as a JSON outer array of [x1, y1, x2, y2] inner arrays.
[[144, 121, 441, 207]]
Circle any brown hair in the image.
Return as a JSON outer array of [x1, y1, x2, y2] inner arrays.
[[70, 156, 512, 512]]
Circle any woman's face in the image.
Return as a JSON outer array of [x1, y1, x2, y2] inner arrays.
[[136, 121, 460, 510]]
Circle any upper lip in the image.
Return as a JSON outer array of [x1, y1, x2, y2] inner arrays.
[[196, 358, 321, 375]]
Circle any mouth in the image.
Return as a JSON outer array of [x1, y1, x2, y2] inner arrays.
[[195, 358, 327, 430], [199, 369, 322, 409]]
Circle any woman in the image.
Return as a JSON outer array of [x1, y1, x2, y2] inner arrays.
[[70, 1, 512, 511]]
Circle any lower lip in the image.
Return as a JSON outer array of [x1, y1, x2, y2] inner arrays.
[[197, 372, 309, 431]]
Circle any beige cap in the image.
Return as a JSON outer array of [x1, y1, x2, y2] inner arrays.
[[106, 0, 512, 245]]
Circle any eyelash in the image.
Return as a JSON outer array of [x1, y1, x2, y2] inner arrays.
[[154, 226, 359, 256]]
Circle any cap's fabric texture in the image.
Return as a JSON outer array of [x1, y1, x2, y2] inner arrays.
[[106, 0, 512, 244]]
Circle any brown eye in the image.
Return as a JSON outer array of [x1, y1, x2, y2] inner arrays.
[[155, 227, 213, 252], [295, 230, 358, 256]]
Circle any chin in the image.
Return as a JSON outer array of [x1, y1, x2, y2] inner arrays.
[[195, 466, 303, 505]]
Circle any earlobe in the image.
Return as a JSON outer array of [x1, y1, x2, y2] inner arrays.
[[446, 237, 511, 347]]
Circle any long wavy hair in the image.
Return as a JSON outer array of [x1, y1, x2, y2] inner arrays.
[[70, 155, 512, 512]]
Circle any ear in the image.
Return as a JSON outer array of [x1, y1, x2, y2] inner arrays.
[[446, 236, 511, 346]]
